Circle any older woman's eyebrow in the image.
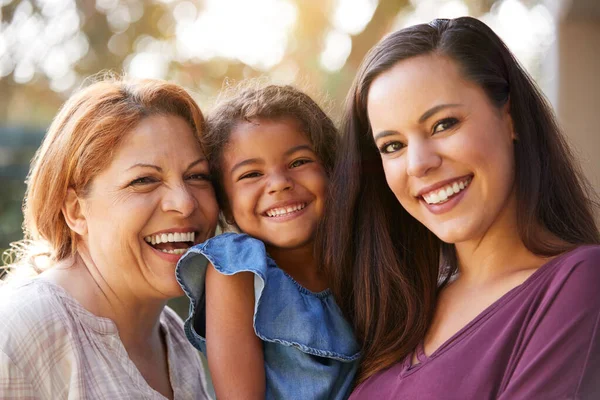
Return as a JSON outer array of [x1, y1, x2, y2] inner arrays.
[[186, 158, 208, 171], [126, 163, 162, 172], [126, 158, 207, 173]]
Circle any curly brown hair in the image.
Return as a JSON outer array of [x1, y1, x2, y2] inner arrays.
[[204, 83, 338, 223]]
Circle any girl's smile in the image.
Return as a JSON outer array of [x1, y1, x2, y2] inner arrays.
[[221, 117, 328, 251]]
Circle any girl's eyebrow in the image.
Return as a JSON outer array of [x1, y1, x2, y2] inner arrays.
[[230, 158, 261, 175], [284, 144, 314, 156]]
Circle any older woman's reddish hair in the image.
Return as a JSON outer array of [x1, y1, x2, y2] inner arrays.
[[22, 76, 205, 264]]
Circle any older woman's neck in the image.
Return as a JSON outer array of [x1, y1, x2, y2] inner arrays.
[[43, 253, 166, 348]]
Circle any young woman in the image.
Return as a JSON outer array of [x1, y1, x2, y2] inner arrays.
[[319, 17, 600, 399]]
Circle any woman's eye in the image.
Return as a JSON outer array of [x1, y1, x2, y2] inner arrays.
[[129, 176, 158, 186], [379, 141, 405, 154], [432, 118, 458, 134], [187, 173, 211, 181], [239, 172, 262, 180], [290, 159, 312, 168]]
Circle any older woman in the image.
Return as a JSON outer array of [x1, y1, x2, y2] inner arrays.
[[0, 78, 218, 399], [320, 17, 600, 399]]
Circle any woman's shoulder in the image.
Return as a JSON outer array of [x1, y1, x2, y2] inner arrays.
[[531, 244, 600, 313], [0, 279, 77, 364], [0, 278, 67, 326], [546, 244, 600, 280]]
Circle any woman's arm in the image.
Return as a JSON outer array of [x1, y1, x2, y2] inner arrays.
[[205, 262, 265, 400]]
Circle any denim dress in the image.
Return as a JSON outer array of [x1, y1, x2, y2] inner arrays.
[[175, 232, 360, 400]]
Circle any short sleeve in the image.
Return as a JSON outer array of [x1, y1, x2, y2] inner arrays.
[[175, 233, 270, 354], [498, 246, 600, 399], [176, 232, 360, 361]]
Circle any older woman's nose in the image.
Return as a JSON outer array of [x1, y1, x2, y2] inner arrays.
[[162, 184, 198, 216]]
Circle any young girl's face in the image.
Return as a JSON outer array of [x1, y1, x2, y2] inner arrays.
[[220, 117, 328, 251]]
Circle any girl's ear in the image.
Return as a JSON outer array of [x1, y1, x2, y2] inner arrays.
[[62, 188, 88, 236], [223, 209, 236, 226]]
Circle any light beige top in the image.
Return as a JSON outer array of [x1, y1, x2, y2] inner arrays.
[[0, 278, 210, 399]]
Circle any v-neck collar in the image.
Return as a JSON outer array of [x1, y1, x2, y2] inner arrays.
[[402, 251, 568, 375]]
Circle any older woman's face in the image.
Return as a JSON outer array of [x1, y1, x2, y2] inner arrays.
[[79, 114, 218, 299], [367, 54, 516, 245]]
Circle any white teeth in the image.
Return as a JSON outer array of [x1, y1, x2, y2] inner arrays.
[[160, 248, 187, 255], [143, 231, 196, 246], [422, 178, 471, 205], [266, 203, 306, 217]]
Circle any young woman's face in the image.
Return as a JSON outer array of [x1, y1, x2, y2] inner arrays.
[[221, 117, 328, 251], [367, 54, 516, 244], [79, 114, 219, 299]]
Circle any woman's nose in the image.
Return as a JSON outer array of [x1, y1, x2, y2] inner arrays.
[[406, 140, 442, 178], [162, 184, 198, 217]]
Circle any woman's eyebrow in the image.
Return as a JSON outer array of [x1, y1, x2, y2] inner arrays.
[[418, 103, 462, 123]]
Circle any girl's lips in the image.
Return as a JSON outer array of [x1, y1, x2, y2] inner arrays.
[[262, 202, 311, 222]]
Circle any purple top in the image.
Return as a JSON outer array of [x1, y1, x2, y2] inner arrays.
[[350, 245, 600, 400]]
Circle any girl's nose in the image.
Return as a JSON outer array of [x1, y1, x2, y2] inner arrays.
[[267, 171, 294, 194]]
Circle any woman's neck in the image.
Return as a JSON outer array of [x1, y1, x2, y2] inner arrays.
[[454, 199, 552, 284], [266, 241, 329, 292], [43, 252, 166, 354]]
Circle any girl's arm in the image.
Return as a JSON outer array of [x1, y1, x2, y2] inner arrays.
[[205, 262, 265, 399]]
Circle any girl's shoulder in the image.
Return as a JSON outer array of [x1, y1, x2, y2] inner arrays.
[[176, 232, 361, 362], [183, 232, 270, 276]]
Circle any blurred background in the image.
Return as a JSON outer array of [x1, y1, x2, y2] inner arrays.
[[1, 0, 599, 260]]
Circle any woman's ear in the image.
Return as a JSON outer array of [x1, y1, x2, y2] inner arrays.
[[502, 99, 517, 141], [62, 188, 87, 236]]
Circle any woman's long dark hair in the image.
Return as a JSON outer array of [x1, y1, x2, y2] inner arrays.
[[317, 16, 599, 384]]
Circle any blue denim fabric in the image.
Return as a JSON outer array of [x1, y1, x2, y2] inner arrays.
[[175, 232, 360, 400]]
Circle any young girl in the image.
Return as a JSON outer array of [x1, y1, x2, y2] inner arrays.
[[176, 84, 359, 399]]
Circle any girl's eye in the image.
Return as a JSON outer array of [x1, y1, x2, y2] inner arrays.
[[432, 117, 459, 134], [379, 141, 405, 154], [290, 159, 312, 168], [129, 176, 158, 186], [239, 172, 262, 180]]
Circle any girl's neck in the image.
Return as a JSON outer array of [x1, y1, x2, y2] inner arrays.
[[266, 241, 329, 292]]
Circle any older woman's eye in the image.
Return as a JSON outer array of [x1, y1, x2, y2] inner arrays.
[[433, 118, 459, 134], [187, 173, 211, 181], [379, 141, 405, 154], [129, 176, 158, 186]]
